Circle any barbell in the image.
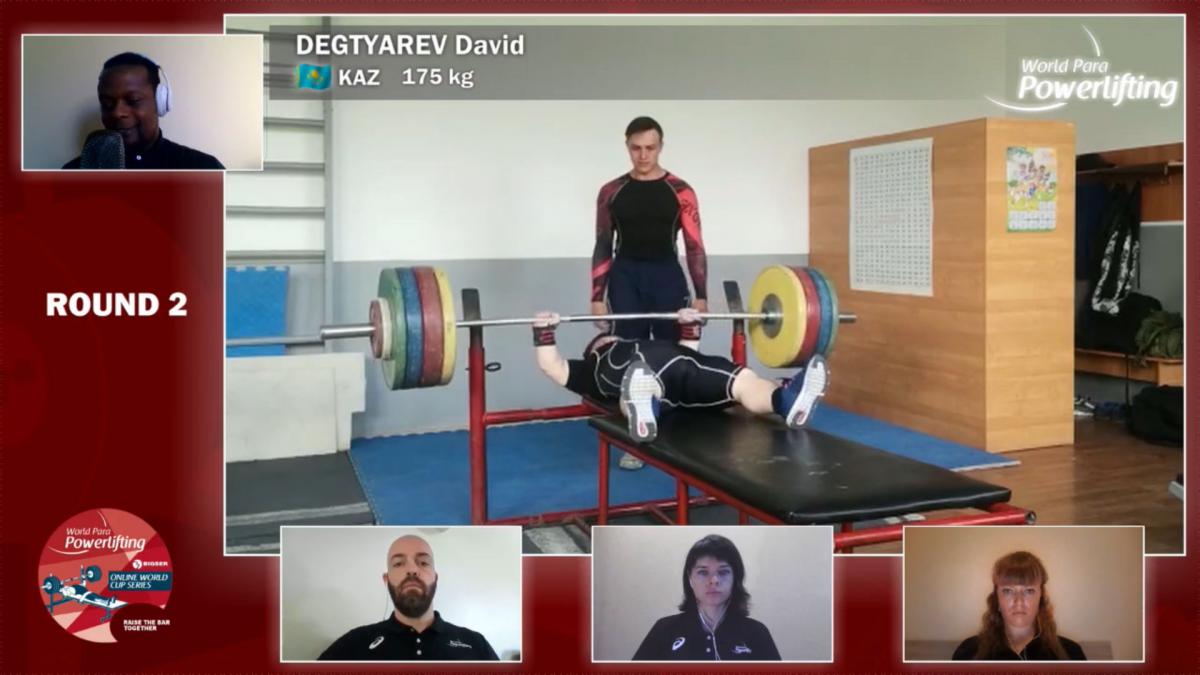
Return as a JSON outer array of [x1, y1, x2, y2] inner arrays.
[[227, 264, 857, 390]]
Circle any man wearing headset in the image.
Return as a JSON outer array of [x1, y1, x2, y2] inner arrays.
[[318, 534, 500, 661], [63, 52, 224, 169]]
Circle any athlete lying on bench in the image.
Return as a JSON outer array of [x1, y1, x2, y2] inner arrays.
[[532, 309, 829, 442]]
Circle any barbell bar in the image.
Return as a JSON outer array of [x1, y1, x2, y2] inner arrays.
[[226, 264, 858, 389], [228, 310, 858, 344]]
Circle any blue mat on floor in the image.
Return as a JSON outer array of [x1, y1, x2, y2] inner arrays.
[[807, 407, 1018, 472], [349, 406, 1016, 525], [226, 266, 288, 357]]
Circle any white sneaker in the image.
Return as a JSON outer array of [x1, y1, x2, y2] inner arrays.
[[620, 359, 663, 442], [784, 354, 829, 428]]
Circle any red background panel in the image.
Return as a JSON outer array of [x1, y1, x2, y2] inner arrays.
[[1, 1, 1197, 672]]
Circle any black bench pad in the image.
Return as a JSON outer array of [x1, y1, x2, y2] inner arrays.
[[589, 408, 1011, 524]]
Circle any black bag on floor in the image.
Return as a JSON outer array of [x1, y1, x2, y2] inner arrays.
[[1080, 292, 1162, 354], [1127, 385, 1183, 446]]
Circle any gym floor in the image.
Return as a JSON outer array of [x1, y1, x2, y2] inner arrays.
[[855, 417, 1183, 555], [225, 416, 1181, 555]]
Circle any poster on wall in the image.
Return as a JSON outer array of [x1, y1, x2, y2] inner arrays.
[[849, 137, 934, 296], [1006, 146, 1057, 232]]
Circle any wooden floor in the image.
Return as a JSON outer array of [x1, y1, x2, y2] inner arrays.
[[858, 417, 1184, 554]]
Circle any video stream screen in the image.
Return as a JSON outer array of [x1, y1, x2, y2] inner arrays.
[[4, 6, 1191, 674]]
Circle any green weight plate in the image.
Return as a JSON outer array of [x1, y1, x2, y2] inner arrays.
[[377, 268, 408, 391]]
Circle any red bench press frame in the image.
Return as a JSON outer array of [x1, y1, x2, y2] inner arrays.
[[463, 290, 1033, 550]]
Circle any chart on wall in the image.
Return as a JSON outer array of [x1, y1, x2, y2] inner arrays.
[[849, 137, 934, 297], [1006, 146, 1058, 232]]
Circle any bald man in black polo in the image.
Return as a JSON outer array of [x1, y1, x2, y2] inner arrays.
[[318, 535, 499, 661]]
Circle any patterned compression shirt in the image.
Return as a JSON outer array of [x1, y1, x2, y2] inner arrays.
[[590, 172, 708, 302]]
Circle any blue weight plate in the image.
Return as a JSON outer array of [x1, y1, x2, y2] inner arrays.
[[400, 267, 425, 389], [806, 267, 834, 357]]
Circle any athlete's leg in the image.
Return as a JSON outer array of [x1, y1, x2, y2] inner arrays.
[[607, 257, 651, 339], [646, 260, 690, 341], [730, 369, 780, 414], [732, 355, 830, 428]]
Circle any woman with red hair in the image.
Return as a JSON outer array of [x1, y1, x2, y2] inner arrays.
[[952, 551, 1087, 661]]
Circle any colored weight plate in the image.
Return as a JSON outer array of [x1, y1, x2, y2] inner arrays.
[[377, 268, 408, 390], [84, 565, 102, 582], [43, 575, 62, 593], [414, 267, 445, 387], [814, 266, 839, 356], [400, 268, 425, 389], [748, 265, 807, 368], [807, 267, 838, 357], [368, 298, 385, 360], [804, 267, 834, 358], [791, 266, 822, 366], [433, 268, 457, 385]]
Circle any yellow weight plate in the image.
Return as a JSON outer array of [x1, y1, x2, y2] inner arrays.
[[433, 268, 456, 385], [748, 265, 808, 368]]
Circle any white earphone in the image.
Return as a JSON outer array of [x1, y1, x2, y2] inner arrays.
[[150, 60, 171, 117], [134, 53, 171, 117]]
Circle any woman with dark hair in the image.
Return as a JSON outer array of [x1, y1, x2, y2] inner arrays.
[[632, 534, 780, 661], [952, 551, 1087, 661]]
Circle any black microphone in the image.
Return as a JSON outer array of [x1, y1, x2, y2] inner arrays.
[[79, 130, 125, 169]]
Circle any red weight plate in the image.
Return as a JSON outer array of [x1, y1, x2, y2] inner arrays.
[[790, 266, 822, 366], [413, 267, 444, 387]]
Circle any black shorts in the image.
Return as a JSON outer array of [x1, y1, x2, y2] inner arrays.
[[633, 341, 743, 411]]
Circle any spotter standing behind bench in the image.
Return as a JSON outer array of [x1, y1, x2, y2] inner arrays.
[[532, 308, 829, 442]]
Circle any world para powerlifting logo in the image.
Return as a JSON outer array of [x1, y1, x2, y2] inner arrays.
[[986, 25, 1179, 113], [38, 508, 174, 643]]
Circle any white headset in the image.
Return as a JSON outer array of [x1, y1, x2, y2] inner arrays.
[[133, 54, 171, 117], [150, 58, 171, 117]]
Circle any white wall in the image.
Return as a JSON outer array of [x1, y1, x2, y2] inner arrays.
[[223, 16, 1184, 260], [903, 526, 1144, 661], [592, 526, 833, 661], [279, 527, 523, 661], [23, 35, 263, 170], [330, 99, 998, 262]]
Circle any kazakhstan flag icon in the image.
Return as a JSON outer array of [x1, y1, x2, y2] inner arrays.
[[297, 64, 331, 90]]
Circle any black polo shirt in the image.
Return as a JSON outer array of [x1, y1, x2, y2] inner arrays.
[[952, 634, 1087, 660], [632, 611, 781, 661], [63, 133, 224, 170], [318, 611, 499, 661]]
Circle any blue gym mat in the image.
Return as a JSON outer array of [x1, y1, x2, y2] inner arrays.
[[226, 266, 288, 357], [348, 405, 1017, 525]]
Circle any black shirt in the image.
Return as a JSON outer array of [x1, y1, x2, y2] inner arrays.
[[952, 634, 1087, 661], [318, 611, 499, 661], [610, 176, 682, 259], [63, 133, 224, 170], [632, 611, 781, 661]]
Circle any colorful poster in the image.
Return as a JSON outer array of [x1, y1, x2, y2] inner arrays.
[[1006, 146, 1058, 231]]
